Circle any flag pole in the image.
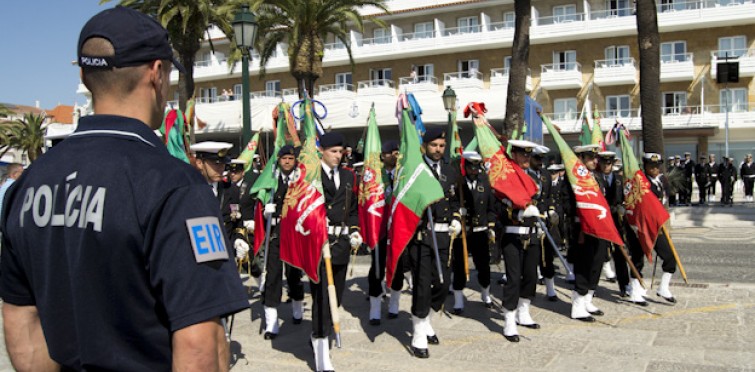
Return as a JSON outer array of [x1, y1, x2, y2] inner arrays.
[[426, 208, 444, 285], [322, 241, 342, 348], [662, 226, 688, 284], [258, 166, 278, 294], [457, 182, 470, 281]]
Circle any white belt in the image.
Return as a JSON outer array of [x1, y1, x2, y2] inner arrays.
[[505, 226, 540, 235], [328, 225, 348, 236], [468, 226, 488, 233], [427, 222, 449, 232], [270, 218, 280, 226], [746, 175, 755, 178]]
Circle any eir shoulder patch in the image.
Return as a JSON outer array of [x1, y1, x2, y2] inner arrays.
[[186, 216, 229, 263]]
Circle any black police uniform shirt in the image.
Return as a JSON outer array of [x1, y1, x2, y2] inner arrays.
[[424, 158, 461, 225], [0, 115, 249, 371], [461, 173, 497, 228], [322, 165, 359, 266]]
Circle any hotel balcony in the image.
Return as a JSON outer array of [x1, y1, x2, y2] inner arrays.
[[660, 53, 695, 82], [593, 58, 638, 86], [357, 79, 396, 97], [398, 75, 440, 93], [318, 84, 356, 99], [710, 48, 755, 78], [540, 62, 584, 90], [443, 70, 484, 90], [489, 68, 533, 92]]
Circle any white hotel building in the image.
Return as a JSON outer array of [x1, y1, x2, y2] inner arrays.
[[163, 0, 755, 161]]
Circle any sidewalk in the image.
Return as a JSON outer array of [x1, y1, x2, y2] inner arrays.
[[230, 263, 755, 371]]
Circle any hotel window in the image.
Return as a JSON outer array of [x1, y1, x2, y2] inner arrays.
[[265, 80, 280, 97], [335, 72, 352, 89], [663, 92, 688, 115], [503, 11, 515, 28], [504, 56, 512, 74], [554, 98, 578, 120], [659, 0, 685, 12], [718, 36, 747, 58], [553, 5, 578, 23], [553, 50, 577, 70], [199, 87, 217, 103], [606, 95, 631, 118], [607, 0, 632, 16], [234, 84, 242, 98], [370, 68, 392, 85], [373, 28, 390, 44], [720, 88, 748, 113], [414, 22, 434, 39], [661, 41, 687, 63], [457, 16, 480, 33], [605, 45, 631, 66], [416, 64, 434, 81], [459, 59, 480, 78]]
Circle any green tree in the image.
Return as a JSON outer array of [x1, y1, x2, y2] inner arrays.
[[0, 103, 12, 118], [503, 0, 531, 139], [254, 0, 388, 98], [636, 0, 663, 155], [0, 113, 48, 162]]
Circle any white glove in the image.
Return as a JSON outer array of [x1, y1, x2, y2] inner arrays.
[[234, 239, 250, 259], [488, 229, 496, 242], [449, 219, 462, 237], [243, 220, 255, 234], [263, 203, 276, 218], [349, 232, 363, 248], [547, 210, 559, 226], [520, 205, 541, 219], [459, 207, 468, 217]]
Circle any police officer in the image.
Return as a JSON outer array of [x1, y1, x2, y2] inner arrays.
[[191, 142, 250, 260], [719, 156, 737, 206], [258, 145, 305, 339], [368, 140, 406, 325], [544, 163, 568, 300], [0, 7, 249, 370], [741, 154, 755, 202], [529, 147, 560, 302], [407, 127, 461, 358], [568, 144, 607, 322], [695, 154, 709, 204], [311, 132, 362, 371], [596, 151, 631, 296], [705, 154, 719, 202], [682, 152, 695, 205], [450, 150, 497, 314]]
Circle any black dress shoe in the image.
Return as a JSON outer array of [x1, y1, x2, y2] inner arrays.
[[588, 309, 604, 316], [504, 334, 520, 343], [387, 312, 398, 319], [537, 278, 545, 285], [369, 319, 381, 326], [658, 293, 677, 303], [575, 316, 596, 323], [605, 277, 617, 283], [547, 295, 558, 302], [619, 291, 629, 298], [566, 279, 575, 285], [451, 308, 463, 315], [497, 277, 507, 285], [518, 322, 540, 329], [293, 317, 302, 325], [412, 346, 429, 358], [631, 300, 649, 307], [426, 335, 439, 345], [264, 332, 277, 340], [483, 301, 494, 308]]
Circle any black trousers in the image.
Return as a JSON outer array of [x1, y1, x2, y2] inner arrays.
[[572, 234, 608, 295], [263, 236, 304, 307], [708, 176, 718, 197], [408, 230, 450, 318], [539, 223, 561, 279], [501, 234, 541, 311], [744, 177, 754, 196], [451, 230, 491, 291], [368, 238, 405, 297], [630, 231, 676, 276], [309, 240, 349, 338], [720, 179, 733, 204], [697, 181, 707, 203], [610, 244, 630, 291]]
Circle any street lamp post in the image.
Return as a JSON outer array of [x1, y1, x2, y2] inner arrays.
[[233, 5, 258, 146], [442, 86, 457, 160]]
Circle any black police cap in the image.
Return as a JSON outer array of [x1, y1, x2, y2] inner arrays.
[[422, 127, 445, 143], [278, 145, 296, 158], [382, 140, 399, 153], [78, 6, 186, 73], [319, 132, 345, 149]]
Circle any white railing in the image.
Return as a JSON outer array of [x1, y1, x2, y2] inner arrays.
[[250, 90, 281, 99], [711, 48, 753, 59], [196, 96, 220, 104], [443, 70, 484, 81], [590, 7, 634, 19], [361, 36, 392, 46], [357, 79, 395, 89], [541, 62, 582, 73], [324, 42, 348, 51], [398, 75, 438, 85], [661, 53, 693, 63], [282, 88, 299, 97], [194, 59, 213, 68], [442, 25, 483, 36], [489, 20, 515, 31], [537, 13, 585, 25], [398, 30, 435, 41], [319, 83, 355, 94], [657, 0, 704, 12], [594, 58, 636, 69]]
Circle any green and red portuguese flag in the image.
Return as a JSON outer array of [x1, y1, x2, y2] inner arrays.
[[280, 99, 329, 283], [386, 105, 444, 286], [358, 107, 386, 249], [466, 102, 537, 209], [617, 126, 669, 260], [579, 105, 606, 151], [160, 108, 190, 163], [236, 132, 260, 175], [541, 114, 623, 246]]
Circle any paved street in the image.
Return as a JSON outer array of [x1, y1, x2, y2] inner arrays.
[[1, 202, 754, 371]]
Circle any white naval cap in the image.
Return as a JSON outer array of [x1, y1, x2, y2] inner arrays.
[[508, 139, 540, 152], [643, 153, 663, 163], [547, 163, 565, 171], [462, 150, 483, 162], [190, 141, 233, 162], [230, 159, 247, 165], [533, 145, 551, 155], [572, 144, 601, 154], [598, 151, 616, 159]]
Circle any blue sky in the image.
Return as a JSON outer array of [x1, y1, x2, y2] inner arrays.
[[0, 1, 115, 109]]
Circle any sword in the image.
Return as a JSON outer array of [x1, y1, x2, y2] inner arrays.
[[374, 244, 381, 280], [427, 208, 445, 285], [258, 192, 275, 294], [536, 218, 573, 278]]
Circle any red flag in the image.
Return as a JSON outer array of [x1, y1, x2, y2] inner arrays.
[[252, 201, 266, 256], [470, 111, 537, 209], [279, 99, 329, 283], [618, 128, 669, 260]]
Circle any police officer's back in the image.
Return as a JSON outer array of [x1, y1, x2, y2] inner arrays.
[[0, 7, 248, 371]]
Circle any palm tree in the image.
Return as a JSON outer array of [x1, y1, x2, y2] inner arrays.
[[0, 103, 11, 118], [255, 0, 388, 98], [503, 0, 531, 139], [636, 0, 663, 154], [0, 113, 48, 162]]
